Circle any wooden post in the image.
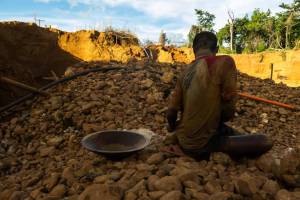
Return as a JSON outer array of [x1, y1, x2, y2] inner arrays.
[[0, 77, 49, 96], [270, 63, 274, 80]]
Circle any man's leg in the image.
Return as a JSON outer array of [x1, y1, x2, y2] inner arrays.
[[184, 125, 273, 159], [220, 134, 273, 157]]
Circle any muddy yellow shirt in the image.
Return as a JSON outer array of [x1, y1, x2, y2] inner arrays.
[[169, 55, 237, 150]]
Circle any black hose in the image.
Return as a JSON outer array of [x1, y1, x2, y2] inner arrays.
[[0, 66, 124, 114]]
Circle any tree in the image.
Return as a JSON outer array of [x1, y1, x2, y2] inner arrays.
[[195, 9, 216, 31], [228, 10, 235, 51], [159, 31, 167, 47], [245, 9, 272, 52], [217, 16, 249, 53], [278, 0, 300, 48], [188, 9, 215, 47], [188, 25, 202, 47], [217, 1, 300, 53]]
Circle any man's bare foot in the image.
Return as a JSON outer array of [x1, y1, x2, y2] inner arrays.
[[161, 145, 187, 157]]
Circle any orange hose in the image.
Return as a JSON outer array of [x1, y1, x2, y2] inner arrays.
[[238, 92, 299, 111]]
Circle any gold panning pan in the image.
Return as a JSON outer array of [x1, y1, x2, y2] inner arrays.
[[81, 130, 151, 157]]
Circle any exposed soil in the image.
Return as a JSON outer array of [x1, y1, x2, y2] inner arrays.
[[0, 22, 80, 106], [0, 60, 300, 200], [0, 22, 145, 106], [1, 22, 300, 108]]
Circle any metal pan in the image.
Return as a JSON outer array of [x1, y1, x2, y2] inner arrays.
[[81, 130, 151, 158]]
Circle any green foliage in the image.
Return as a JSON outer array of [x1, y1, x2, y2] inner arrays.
[[188, 9, 216, 47], [215, 0, 300, 53], [195, 9, 216, 31], [218, 46, 234, 54], [187, 25, 202, 47]]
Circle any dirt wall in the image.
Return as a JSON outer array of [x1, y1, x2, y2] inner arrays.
[[1, 21, 299, 107], [148, 47, 300, 87], [0, 21, 80, 106], [230, 51, 300, 87], [58, 30, 145, 63], [0, 22, 145, 106], [148, 46, 194, 64]]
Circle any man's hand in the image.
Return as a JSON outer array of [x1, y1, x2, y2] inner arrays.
[[166, 108, 178, 132]]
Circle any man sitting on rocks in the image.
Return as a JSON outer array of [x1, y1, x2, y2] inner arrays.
[[166, 31, 273, 159]]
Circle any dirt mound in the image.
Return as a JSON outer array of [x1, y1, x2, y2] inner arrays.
[[0, 21, 80, 106], [0, 22, 146, 107], [58, 30, 145, 63], [148, 45, 194, 64], [0, 61, 299, 199]]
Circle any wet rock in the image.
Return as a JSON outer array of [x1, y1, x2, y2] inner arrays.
[[14, 125, 26, 135], [255, 154, 276, 173], [0, 159, 11, 171], [292, 192, 300, 199], [78, 184, 123, 200], [186, 189, 209, 200], [148, 191, 166, 200], [49, 184, 66, 198], [82, 123, 102, 133], [147, 153, 164, 165], [94, 175, 109, 184], [222, 182, 235, 193], [275, 189, 292, 200], [210, 152, 232, 165], [183, 181, 203, 191], [127, 179, 146, 194], [40, 146, 55, 157], [47, 136, 64, 147], [62, 167, 75, 184], [160, 190, 183, 200], [9, 191, 27, 200], [49, 96, 63, 110], [154, 176, 182, 192], [23, 175, 41, 188], [141, 79, 154, 89], [43, 173, 60, 191], [81, 102, 97, 112], [278, 108, 289, 115], [178, 170, 200, 184], [161, 72, 174, 84], [209, 192, 233, 200], [275, 148, 300, 187], [30, 188, 42, 199], [0, 189, 14, 200], [124, 192, 137, 200], [234, 173, 258, 196], [205, 180, 222, 194], [262, 180, 280, 196], [147, 175, 160, 191]]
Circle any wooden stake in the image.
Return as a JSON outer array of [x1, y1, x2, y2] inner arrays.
[[51, 70, 59, 81], [0, 77, 49, 96]]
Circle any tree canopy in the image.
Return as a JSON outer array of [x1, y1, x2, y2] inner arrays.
[[190, 0, 300, 53], [188, 9, 216, 46]]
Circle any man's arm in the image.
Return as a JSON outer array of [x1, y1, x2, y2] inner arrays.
[[167, 77, 183, 132], [220, 56, 237, 122]]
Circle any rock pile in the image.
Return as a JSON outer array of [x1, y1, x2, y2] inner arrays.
[[0, 61, 300, 200]]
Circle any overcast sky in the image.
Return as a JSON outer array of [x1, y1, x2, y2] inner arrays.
[[0, 0, 294, 43]]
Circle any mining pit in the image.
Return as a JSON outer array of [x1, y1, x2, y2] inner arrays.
[[0, 22, 300, 200]]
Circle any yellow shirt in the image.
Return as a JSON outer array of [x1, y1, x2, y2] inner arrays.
[[169, 55, 237, 150]]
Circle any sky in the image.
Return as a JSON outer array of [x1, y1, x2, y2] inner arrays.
[[0, 0, 294, 43]]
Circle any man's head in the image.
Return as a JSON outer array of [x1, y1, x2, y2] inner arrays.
[[193, 31, 218, 56]]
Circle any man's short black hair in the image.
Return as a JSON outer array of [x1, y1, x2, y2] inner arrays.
[[193, 31, 218, 53]]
